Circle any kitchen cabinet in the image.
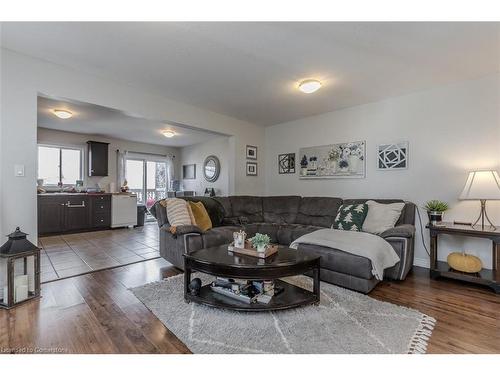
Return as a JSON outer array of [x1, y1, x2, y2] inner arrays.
[[38, 196, 65, 234], [38, 194, 111, 235], [87, 141, 109, 177]]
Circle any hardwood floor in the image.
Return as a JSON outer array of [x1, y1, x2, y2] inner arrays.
[[0, 259, 498, 354]]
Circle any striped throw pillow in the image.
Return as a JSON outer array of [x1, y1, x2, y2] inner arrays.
[[165, 198, 193, 227]]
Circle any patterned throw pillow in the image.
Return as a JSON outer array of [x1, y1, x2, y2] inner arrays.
[[332, 203, 368, 231], [163, 198, 193, 227]]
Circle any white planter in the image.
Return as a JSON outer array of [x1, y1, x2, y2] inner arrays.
[[348, 156, 359, 172], [256, 244, 267, 253]]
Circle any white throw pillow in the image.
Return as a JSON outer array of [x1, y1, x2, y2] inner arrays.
[[165, 198, 193, 227], [362, 200, 405, 235]]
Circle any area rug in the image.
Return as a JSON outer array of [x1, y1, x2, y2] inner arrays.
[[130, 274, 436, 354]]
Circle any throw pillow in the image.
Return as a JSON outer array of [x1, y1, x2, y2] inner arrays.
[[189, 201, 213, 232], [165, 198, 193, 227], [332, 203, 368, 231], [362, 200, 405, 234]]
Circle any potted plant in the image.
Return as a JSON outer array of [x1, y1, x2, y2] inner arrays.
[[424, 200, 449, 225], [250, 233, 271, 253]]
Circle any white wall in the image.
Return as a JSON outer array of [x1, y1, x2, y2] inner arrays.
[[265, 74, 500, 268], [0, 49, 265, 241], [37, 127, 181, 191], [179, 137, 230, 196]]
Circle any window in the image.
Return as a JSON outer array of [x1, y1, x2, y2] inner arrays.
[[38, 145, 82, 185]]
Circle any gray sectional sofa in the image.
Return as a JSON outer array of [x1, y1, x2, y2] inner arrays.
[[150, 196, 416, 293]]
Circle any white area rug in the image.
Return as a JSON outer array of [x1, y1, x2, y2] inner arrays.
[[131, 274, 436, 354]]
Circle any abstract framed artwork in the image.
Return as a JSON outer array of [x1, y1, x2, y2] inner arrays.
[[377, 142, 408, 170], [278, 153, 295, 174], [246, 162, 258, 176], [298, 141, 365, 179], [246, 145, 257, 160], [182, 164, 196, 179]]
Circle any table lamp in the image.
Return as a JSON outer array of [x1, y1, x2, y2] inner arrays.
[[459, 170, 500, 230]]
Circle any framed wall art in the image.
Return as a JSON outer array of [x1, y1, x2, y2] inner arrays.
[[246, 145, 257, 160], [298, 141, 365, 179], [377, 142, 408, 170], [278, 153, 295, 174], [182, 164, 196, 179], [246, 162, 258, 176]]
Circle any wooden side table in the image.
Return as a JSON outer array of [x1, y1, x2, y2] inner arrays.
[[427, 222, 500, 293]]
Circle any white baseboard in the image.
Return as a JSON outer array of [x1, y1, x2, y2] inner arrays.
[[413, 257, 430, 269]]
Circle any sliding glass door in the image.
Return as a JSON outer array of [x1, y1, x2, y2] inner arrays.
[[126, 158, 168, 208]]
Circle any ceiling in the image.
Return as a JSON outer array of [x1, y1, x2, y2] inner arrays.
[[3, 22, 500, 126], [37, 96, 225, 147]]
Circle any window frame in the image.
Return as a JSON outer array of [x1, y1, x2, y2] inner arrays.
[[37, 143, 84, 187]]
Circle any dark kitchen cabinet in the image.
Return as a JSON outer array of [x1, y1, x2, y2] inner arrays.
[[38, 196, 65, 234], [87, 141, 109, 177], [63, 196, 90, 231], [38, 194, 111, 235]]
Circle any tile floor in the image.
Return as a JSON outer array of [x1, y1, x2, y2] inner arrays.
[[38, 223, 160, 282]]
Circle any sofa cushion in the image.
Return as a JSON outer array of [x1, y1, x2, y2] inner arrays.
[[188, 201, 213, 232], [262, 196, 301, 224], [163, 198, 192, 226], [298, 243, 374, 279], [182, 196, 225, 227], [227, 196, 264, 223], [277, 224, 324, 246], [243, 223, 280, 243], [343, 199, 413, 226], [362, 200, 405, 234], [186, 226, 241, 252], [213, 196, 232, 217], [332, 203, 368, 231], [295, 197, 343, 227]]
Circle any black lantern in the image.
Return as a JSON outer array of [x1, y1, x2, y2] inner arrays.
[[0, 227, 41, 309]]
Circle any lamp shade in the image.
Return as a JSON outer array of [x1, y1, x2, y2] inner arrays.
[[459, 170, 500, 200]]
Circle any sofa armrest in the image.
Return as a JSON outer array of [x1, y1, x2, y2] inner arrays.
[[380, 224, 415, 239], [160, 224, 203, 235]]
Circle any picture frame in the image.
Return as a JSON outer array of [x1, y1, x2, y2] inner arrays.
[[377, 142, 409, 170], [246, 162, 258, 176], [246, 145, 257, 160], [278, 153, 296, 174], [182, 164, 196, 179], [298, 141, 366, 179]]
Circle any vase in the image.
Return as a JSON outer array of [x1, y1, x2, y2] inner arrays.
[[348, 156, 359, 172], [257, 244, 267, 253], [328, 160, 337, 173], [300, 167, 307, 176]]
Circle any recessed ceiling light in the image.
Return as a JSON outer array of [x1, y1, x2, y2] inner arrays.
[[162, 130, 175, 138], [298, 79, 322, 94], [53, 109, 73, 119]]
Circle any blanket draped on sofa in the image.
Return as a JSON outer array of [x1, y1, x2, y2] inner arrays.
[[290, 229, 400, 280]]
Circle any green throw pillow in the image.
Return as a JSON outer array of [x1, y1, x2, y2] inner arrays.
[[332, 203, 368, 231]]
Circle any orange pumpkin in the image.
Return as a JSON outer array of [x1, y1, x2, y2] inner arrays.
[[447, 252, 482, 273]]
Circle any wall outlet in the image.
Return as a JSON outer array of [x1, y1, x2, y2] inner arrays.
[[14, 164, 25, 177]]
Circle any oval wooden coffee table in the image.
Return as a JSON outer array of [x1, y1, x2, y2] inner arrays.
[[183, 245, 320, 311]]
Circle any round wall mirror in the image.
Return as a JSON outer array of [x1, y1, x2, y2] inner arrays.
[[203, 155, 220, 182]]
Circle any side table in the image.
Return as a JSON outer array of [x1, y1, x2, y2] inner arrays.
[[427, 222, 499, 293]]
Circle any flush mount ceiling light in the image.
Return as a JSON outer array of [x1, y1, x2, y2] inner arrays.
[[52, 109, 73, 119], [162, 130, 176, 138], [298, 79, 322, 94]]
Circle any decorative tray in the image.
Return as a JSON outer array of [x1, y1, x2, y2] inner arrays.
[[228, 240, 278, 259]]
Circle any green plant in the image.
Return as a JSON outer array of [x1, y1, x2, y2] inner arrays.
[[424, 200, 449, 212], [250, 233, 271, 248]]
